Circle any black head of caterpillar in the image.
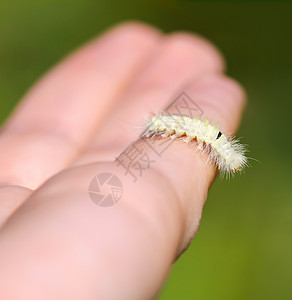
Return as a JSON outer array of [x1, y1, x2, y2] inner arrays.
[[216, 131, 222, 139]]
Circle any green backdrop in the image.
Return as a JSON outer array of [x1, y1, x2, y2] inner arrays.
[[1, 1, 291, 299]]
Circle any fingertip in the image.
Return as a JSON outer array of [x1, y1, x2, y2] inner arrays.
[[103, 20, 163, 43], [165, 31, 226, 73], [170, 73, 247, 135], [194, 73, 247, 109]]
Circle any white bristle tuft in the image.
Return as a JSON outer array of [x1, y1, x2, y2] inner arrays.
[[142, 114, 248, 175]]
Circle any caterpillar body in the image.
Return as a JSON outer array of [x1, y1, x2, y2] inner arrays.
[[143, 114, 248, 175]]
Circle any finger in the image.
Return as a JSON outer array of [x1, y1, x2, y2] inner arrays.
[[0, 162, 183, 299], [147, 74, 246, 252], [74, 32, 225, 165], [0, 74, 245, 299], [0, 22, 161, 189]]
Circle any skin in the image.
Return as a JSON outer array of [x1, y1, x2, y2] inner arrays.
[[0, 22, 246, 299]]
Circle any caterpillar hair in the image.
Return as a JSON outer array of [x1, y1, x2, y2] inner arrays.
[[142, 113, 248, 176]]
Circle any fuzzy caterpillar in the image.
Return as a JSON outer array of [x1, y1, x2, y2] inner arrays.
[[143, 114, 248, 175]]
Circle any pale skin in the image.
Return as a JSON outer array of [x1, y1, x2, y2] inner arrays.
[[0, 22, 246, 299]]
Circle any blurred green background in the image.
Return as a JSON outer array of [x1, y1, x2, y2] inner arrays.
[[0, 1, 291, 299]]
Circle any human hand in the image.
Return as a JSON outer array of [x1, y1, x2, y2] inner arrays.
[[0, 22, 245, 299]]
